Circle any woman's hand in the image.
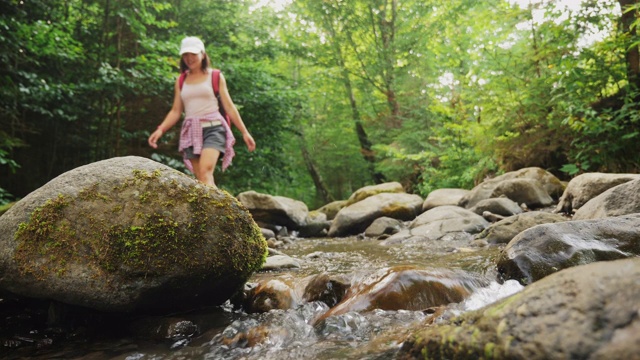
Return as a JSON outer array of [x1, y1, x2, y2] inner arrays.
[[243, 132, 256, 152], [148, 128, 164, 149]]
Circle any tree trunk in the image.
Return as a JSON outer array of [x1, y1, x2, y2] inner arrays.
[[374, 0, 400, 127], [619, 0, 640, 88], [299, 133, 334, 204], [325, 15, 386, 184]]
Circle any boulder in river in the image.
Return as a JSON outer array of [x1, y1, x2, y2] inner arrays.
[[458, 167, 564, 209], [474, 211, 568, 245], [381, 205, 488, 245], [0, 156, 267, 313], [573, 178, 640, 220], [396, 257, 640, 360], [314, 266, 488, 324], [553, 172, 640, 214], [469, 196, 523, 218], [328, 193, 423, 237], [496, 213, 640, 285], [346, 182, 405, 206], [237, 190, 309, 230], [422, 188, 470, 212]]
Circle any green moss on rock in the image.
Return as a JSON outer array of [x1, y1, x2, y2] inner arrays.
[[14, 169, 267, 282]]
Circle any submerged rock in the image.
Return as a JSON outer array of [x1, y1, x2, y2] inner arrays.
[[314, 266, 488, 324], [243, 278, 299, 313], [0, 156, 267, 313], [397, 257, 640, 360], [302, 273, 350, 308]]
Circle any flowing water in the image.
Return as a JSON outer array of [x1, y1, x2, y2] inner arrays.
[[3, 236, 524, 360]]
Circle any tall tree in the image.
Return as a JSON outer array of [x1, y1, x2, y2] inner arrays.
[[619, 0, 640, 87]]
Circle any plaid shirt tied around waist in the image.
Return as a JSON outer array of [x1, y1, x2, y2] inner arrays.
[[178, 112, 236, 173]]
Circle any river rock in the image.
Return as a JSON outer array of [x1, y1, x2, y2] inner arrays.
[[261, 227, 276, 240], [302, 273, 350, 307], [573, 178, 640, 220], [237, 190, 309, 230], [242, 278, 299, 313], [474, 211, 568, 245], [458, 167, 564, 208], [297, 210, 330, 238], [469, 196, 523, 217], [315, 200, 347, 221], [328, 193, 423, 237], [422, 188, 470, 212], [364, 216, 403, 238], [346, 182, 405, 206], [490, 178, 554, 208], [496, 214, 640, 285], [261, 254, 301, 271], [380, 205, 488, 245], [129, 316, 199, 341], [396, 257, 640, 360], [314, 266, 488, 324], [554, 172, 640, 214], [0, 156, 267, 313]]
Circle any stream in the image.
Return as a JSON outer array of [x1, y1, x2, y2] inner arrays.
[[2, 236, 524, 360]]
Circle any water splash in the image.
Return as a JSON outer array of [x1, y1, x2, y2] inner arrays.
[[459, 280, 524, 311]]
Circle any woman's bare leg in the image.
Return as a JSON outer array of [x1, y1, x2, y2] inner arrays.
[[190, 148, 221, 187]]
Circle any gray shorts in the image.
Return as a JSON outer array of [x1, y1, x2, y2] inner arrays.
[[184, 125, 226, 159]]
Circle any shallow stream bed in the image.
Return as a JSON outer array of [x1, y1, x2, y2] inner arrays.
[[1, 236, 523, 360]]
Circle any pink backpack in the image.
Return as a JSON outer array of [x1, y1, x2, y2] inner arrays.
[[178, 69, 231, 126]]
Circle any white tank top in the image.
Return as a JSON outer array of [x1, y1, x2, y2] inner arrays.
[[180, 70, 220, 118]]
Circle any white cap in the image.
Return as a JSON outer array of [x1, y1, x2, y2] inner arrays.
[[179, 36, 205, 55]]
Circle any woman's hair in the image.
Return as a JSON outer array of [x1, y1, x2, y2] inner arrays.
[[179, 52, 210, 73]]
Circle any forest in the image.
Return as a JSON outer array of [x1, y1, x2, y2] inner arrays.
[[1, 0, 639, 209]]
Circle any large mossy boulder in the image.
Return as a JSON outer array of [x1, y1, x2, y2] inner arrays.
[[0, 156, 267, 313], [397, 257, 640, 360]]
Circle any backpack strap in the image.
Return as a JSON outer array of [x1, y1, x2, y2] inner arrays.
[[178, 72, 187, 90], [212, 69, 221, 95], [212, 69, 231, 126]]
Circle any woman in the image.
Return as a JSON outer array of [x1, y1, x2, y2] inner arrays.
[[148, 36, 256, 187]]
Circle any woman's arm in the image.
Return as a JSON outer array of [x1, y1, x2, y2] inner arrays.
[[148, 78, 184, 149], [219, 73, 256, 152]]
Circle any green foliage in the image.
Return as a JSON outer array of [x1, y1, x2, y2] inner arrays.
[[215, 62, 300, 195], [0, 0, 636, 207], [562, 89, 640, 173]]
